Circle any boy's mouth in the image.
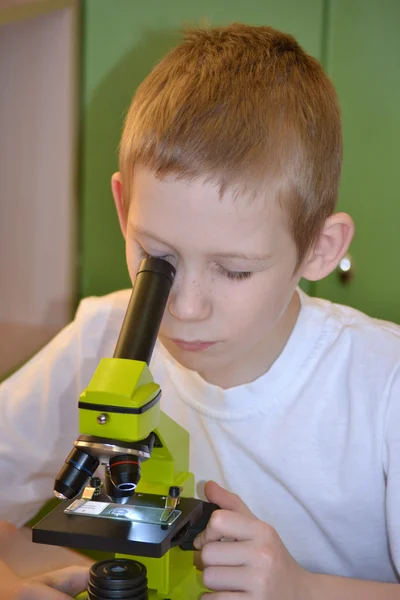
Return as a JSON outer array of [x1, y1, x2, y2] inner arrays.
[[171, 339, 216, 352]]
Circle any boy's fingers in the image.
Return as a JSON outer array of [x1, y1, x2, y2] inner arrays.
[[18, 582, 75, 600], [201, 540, 250, 567], [32, 566, 90, 597], [204, 481, 253, 517], [194, 481, 257, 550], [194, 509, 255, 550]]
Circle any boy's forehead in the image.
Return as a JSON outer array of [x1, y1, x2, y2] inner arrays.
[[131, 165, 286, 222]]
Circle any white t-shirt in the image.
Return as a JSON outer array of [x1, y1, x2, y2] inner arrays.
[[1, 289, 400, 583]]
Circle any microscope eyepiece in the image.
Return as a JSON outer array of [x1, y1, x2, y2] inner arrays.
[[113, 257, 176, 364], [54, 447, 99, 500]]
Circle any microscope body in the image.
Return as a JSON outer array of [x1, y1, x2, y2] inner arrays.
[[32, 259, 211, 599]]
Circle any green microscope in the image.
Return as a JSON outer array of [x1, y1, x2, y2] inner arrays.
[[32, 257, 216, 599]]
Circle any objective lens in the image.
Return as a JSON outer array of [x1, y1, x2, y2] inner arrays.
[[54, 447, 99, 500], [109, 454, 141, 492], [87, 559, 148, 600]]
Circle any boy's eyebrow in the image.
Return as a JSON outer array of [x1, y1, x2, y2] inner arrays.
[[130, 226, 180, 255], [130, 225, 174, 247], [130, 226, 272, 261]]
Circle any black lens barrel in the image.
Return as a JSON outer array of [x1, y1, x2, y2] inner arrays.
[[54, 447, 99, 499]]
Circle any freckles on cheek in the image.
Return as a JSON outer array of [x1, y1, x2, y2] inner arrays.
[[240, 282, 282, 328]]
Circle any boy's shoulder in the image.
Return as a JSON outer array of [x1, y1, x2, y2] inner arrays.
[[75, 288, 131, 321], [301, 290, 400, 369], [74, 289, 131, 355]]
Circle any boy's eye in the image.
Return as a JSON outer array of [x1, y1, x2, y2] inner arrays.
[[217, 265, 253, 281], [137, 246, 252, 281], [137, 246, 172, 262]]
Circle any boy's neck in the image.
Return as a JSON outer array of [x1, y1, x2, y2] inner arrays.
[[199, 291, 301, 390]]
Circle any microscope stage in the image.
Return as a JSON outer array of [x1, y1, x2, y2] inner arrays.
[[32, 493, 203, 558]]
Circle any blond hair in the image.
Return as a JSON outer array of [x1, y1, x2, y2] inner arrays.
[[119, 23, 342, 266]]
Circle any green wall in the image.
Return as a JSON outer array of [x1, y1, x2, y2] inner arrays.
[[313, 0, 400, 322]]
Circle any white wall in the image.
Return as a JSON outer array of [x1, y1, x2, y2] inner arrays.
[[0, 4, 77, 376]]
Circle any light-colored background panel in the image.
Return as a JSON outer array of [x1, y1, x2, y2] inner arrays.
[[0, 3, 78, 377]]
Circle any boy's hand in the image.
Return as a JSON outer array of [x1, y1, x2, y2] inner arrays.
[[1, 564, 89, 600], [194, 481, 311, 600], [22, 566, 90, 599], [0, 521, 91, 599]]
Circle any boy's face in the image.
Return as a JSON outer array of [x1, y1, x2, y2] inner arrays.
[[116, 166, 302, 389]]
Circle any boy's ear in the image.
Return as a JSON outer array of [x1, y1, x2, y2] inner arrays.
[[111, 172, 127, 239], [302, 213, 355, 281]]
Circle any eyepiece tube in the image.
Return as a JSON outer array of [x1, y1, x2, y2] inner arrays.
[[113, 258, 175, 364]]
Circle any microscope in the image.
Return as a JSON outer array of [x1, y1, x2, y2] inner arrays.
[[32, 257, 216, 599]]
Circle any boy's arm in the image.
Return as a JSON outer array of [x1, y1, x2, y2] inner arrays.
[[0, 522, 92, 579], [0, 292, 124, 527], [0, 316, 83, 526], [0, 521, 91, 600], [312, 363, 400, 600], [0, 558, 89, 600]]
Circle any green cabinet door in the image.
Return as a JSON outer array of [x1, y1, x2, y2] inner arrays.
[[314, 0, 400, 323], [80, 0, 325, 299]]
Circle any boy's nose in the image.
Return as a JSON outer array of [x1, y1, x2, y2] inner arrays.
[[168, 275, 211, 322]]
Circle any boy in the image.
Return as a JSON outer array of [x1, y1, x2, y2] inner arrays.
[[1, 23, 400, 599]]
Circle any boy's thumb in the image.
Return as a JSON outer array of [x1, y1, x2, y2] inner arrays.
[[204, 481, 253, 517]]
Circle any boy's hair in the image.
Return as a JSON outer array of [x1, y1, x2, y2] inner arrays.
[[119, 23, 342, 267]]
